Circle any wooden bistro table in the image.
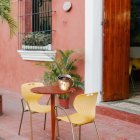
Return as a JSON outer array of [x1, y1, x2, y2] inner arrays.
[[31, 85, 74, 140]]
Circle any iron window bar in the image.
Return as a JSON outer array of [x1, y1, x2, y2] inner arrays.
[[18, 0, 53, 50]]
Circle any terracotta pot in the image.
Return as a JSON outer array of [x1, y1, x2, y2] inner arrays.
[[59, 98, 69, 109], [69, 87, 84, 107]]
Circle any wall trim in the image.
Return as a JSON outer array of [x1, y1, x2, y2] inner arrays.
[[17, 50, 56, 61]]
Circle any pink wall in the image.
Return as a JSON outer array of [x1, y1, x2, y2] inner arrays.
[[0, 0, 84, 93], [0, 1, 45, 92], [0, 29, 45, 92], [52, 0, 85, 79]]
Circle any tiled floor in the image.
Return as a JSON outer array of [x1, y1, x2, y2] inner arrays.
[[0, 89, 140, 140], [100, 80, 140, 116], [100, 94, 140, 115]]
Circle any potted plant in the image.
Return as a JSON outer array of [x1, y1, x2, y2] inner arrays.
[[39, 49, 84, 108], [58, 93, 69, 109], [22, 31, 51, 51]]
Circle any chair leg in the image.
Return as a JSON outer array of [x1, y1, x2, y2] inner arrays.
[[55, 107, 60, 137], [55, 119, 60, 137], [30, 112, 33, 140], [44, 113, 47, 130], [79, 126, 81, 140], [93, 121, 100, 140], [54, 106, 75, 140], [130, 68, 135, 89], [55, 119, 60, 140], [70, 123, 75, 140], [18, 110, 24, 135], [130, 75, 135, 89]]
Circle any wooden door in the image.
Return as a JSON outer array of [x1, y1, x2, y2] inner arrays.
[[103, 0, 130, 101]]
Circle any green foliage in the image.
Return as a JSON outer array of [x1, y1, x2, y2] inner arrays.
[[0, 0, 17, 37], [39, 49, 84, 99], [22, 32, 51, 46], [58, 94, 69, 99]]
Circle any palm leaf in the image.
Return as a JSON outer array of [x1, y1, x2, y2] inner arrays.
[[58, 50, 76, 72], [66, 58, 77, 72], [0, 0, 17, 37]]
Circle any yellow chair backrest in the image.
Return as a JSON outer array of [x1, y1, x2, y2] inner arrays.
[[21, 82, 44, 102], [73, 92, 98, 118], [132, 59, 140, 70], [129, 61, 132, 75]]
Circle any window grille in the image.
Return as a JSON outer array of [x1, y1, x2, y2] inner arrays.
[[18, 0, 52, 51]]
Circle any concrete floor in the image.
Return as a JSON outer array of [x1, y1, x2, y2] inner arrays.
[[0, 89, 140, 140]]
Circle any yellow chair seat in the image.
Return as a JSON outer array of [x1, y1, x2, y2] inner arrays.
[[57, 113, 94, 125], [29, 102, 51, 113]]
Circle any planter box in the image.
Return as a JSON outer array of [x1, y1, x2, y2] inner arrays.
[[22, 44, 51, 51], [59, 98, 69, 109]]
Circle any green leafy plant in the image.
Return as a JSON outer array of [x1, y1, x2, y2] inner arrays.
[[22, 32, 51, 46], [39, 49, 84, 99], [0, 0, 17, 37], [58, 93, 69, 99]]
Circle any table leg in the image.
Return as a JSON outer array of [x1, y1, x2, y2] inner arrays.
[[51, 94, 55, 140]]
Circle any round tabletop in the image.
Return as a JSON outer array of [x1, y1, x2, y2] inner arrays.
[[31, 85, 75, 95]]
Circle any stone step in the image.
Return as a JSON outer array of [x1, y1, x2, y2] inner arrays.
[[97, 105, 140, 125]]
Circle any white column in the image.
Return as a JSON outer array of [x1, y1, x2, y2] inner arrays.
[[85, 0, 103, 103]]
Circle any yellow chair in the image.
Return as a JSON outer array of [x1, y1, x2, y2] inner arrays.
[[18, 82, 51, 140], [55, 92, 100, 140], [130, 58, 140, 88]]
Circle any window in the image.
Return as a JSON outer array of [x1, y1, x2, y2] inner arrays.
[[18, 0, 52, 49], [18, 0, 56, 61], [32, 0, 51, 33]]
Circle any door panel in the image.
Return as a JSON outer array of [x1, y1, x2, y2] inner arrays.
[[103, 0, 130, 101]]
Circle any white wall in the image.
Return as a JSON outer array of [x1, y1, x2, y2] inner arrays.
[[130, 47, 140, 58], [85, 0, 103, 103]]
